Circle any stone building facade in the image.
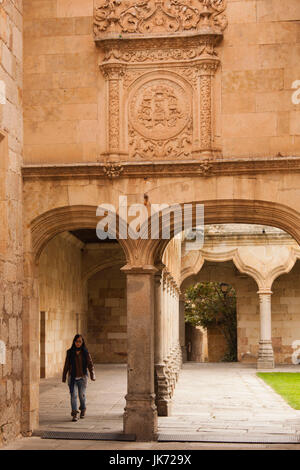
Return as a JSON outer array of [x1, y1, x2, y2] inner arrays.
[[0, 0, 300, 444]]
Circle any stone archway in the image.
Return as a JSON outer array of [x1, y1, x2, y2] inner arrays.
[[22, 199, 300, 441], [22, 205, 133, 438]]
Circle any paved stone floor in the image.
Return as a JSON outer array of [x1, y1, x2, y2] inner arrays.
[[3, 362, 300, 450], [159, 363, 300, 440]]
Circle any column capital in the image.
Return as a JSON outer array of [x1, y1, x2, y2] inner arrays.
[[195, 58, 220, 76], [154, 263, 166, 277], [121, 264, 158, 275], [257, 289, 273, 296], [100, 62, 125, 80]]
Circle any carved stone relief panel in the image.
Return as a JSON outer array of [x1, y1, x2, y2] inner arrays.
[[128, 77, 192, 160], [94, 0, 228, 39], [94, 0, 227, 163]]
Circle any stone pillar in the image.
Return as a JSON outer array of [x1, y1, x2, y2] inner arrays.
[[154, 268, 164, 366], [101, 64, 124, 158], [197, 59, 219, 158], [154, 269, 172, 416], [179, 295, 187, 362], [162, 272, 167, 360], [122, 265, 158, 441], [154, 267, 172, 416], [257, 289, 275, 369]]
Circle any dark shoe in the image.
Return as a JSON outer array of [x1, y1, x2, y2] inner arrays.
[[80, 408, 86, 419], [71, 410, 79, 422]]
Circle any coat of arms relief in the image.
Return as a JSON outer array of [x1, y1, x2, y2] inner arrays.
[[129, 78, 193, 160], [94, 0, 227, 162]]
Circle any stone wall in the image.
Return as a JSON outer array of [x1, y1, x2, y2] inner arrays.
[[22, 0, 300, 164], [207, 327, 228, 363], [87, 264, 127, 363], [0, 0, 23, 446], [38, 232, 88, 378], [23, 0, 98, 164], [220, 0, 300, 157]]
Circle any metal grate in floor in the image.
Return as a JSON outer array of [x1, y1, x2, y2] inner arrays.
[[33, 430, 136, 441], [158, 433, 300, 444]]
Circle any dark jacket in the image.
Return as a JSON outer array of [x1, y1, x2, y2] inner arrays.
[[62, 348, 96, 382]]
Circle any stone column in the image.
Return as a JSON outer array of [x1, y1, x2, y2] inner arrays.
[[162, 272, 168, 360], [154, 267, 164, 366], [155, 269, 172, 416], [257, 289, 275, 369], [121, 265, 158, 441], [179, 295, 187, 362]]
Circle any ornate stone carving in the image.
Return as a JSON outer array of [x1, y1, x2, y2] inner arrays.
[[129, 80, 191, 140], [129, 123, 192, 159], [103, 162, 124, 178], [123, 67, 198, 90], [128, 78, 193, 159], [94, 0, 228, 39], [26, 156, 300, 180], [103, 40, 218, 64], [197, 60, 219, 154], [95, 0, 225, 162], [198, 159, 213, 175], [101, 64, 125, 153]]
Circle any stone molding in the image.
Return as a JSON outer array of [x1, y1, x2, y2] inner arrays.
[[29, 201, 300, 269], [22, 156, 300, 180], [181, 245, 300, 291], [94, 0, 227, 40]]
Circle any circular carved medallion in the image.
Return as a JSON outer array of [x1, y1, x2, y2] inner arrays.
[[129, 79, 191, 141]]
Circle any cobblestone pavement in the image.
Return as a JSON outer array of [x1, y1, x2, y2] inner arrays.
[[3, 363, 300, 450]]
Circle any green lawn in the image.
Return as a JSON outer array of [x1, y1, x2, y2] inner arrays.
[[257, 372, 300, 410]]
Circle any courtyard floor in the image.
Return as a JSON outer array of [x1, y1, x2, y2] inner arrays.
[[3, 362, 300, 450]]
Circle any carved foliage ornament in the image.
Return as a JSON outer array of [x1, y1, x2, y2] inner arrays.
[[103, 163, 124, 178], [94, 0, 227, 37], [103, 41, 217, 64]]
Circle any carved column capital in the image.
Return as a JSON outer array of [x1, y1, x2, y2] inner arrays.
[[196, 58, 220, 76], [121, 264, 158, 275], [100, 62, 125, 80], [257, 289, 273, 297]]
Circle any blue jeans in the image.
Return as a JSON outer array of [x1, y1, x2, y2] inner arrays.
[[68, 376, 87, 412]]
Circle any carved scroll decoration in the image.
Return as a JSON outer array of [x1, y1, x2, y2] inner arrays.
[[94, 0, 228, 38]]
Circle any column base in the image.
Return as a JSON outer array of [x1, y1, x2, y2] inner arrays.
[[155, 363, 172, 416], [181, 346, 188, 363], [257, 340, 275, 370], [257, 359, 275, 370], [123, 394, 158, 441], [157, 399, 172, 417]]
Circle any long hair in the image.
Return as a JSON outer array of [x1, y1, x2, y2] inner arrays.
[[70, 334, 88, 352]]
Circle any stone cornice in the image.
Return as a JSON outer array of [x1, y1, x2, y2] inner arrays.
[[22, 157, 300, 180], [94, 0, 227, 42]]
